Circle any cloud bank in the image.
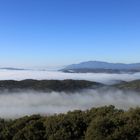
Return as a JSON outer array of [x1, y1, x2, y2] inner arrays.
[[0, 69, 140, 84], [0, 89, 140, 118]]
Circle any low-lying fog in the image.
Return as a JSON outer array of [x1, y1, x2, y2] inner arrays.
[[1, 69, 140, 118], [0, 69, 140, 84], [0, 89, 140, 118]]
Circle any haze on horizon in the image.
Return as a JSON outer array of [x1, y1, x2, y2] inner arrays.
[[0, 0, 140, 68]]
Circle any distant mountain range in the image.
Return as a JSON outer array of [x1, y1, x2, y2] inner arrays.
[[61, 61, 140, 73]]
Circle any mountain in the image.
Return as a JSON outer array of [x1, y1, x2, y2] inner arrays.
[[61, 61, 140, 73]]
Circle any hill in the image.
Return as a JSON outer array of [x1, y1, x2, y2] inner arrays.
[[0, 79, 103, 92], [115, 80, 140, 91]]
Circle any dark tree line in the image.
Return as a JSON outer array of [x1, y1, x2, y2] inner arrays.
[[0, 106, 140, 140], [0, 79, 100, 92]]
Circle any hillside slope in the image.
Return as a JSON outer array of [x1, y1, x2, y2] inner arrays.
[[114, 80, 140, 91], [0, 79, 103, 92]]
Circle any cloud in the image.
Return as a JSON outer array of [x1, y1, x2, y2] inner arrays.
[[0, 69, 140, 84], [0, 89, 140, 118]]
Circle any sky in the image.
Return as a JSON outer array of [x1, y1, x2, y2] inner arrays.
[[0, 0, 140, 68]]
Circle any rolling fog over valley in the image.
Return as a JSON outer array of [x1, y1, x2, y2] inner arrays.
[[0, 89, 140, 118], [1, 69, 140, 84], [0, 69, 140, 118]]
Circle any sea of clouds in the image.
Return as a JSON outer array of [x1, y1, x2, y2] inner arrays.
[[0, 69, 140, 118], [0, 69, 140, 84]]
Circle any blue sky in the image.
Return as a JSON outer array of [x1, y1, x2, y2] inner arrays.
[[0, 0, 140, 68]]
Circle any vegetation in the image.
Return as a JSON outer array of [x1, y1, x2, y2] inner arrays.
[[1, 79, 140, 93], [0, 79, 102, 92], [115, 80, 140, 91], [0, 106, 140, 140]]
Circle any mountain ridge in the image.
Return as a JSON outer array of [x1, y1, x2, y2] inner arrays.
[[61, 61, 140, 73]]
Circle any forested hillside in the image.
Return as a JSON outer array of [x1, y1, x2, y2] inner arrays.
[[0, 79, 102, 92], [0, 106, 140, 140], [115, 80, 140, 91]]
